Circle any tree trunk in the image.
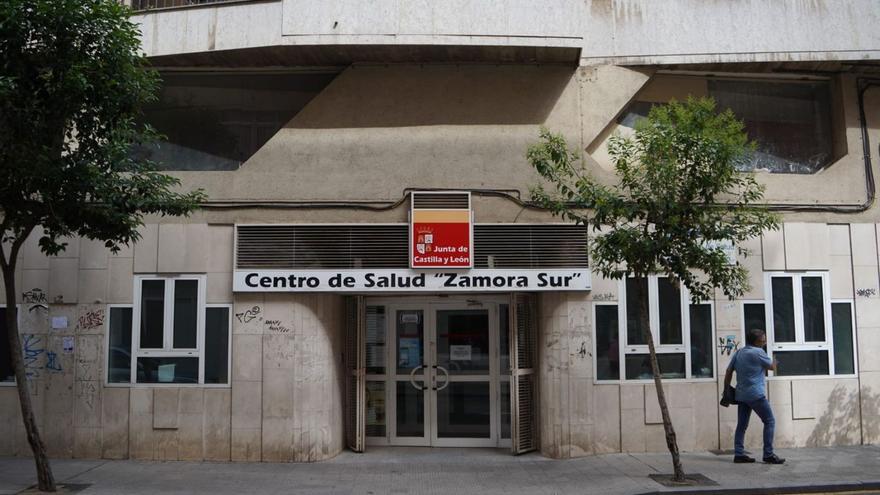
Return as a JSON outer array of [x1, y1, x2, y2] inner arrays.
[[635, 276, 685, 482], [3, 261, 56, 492]]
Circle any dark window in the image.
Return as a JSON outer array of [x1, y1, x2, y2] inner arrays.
[[709, 80, 834, 174], [173, 280, 198, 349], [743, 303, 767, 333], [0, 308, 14, 383], [108, 307, 133, 384], [774, 350, 829, 377], [135, 72, 337, 171], [801, 277, 826, 342], [658, 278, 682, 345], [595, 305, 620, 380], [204, 307, 230, 384], [136, 357, 199, 384], [689, 304, 714, 378], [626, 278, 648, 345], [832, 303, 855, 375], [771, 277, 796, 342], [625, 353, 686, 380], [140, 280, 165, 349]]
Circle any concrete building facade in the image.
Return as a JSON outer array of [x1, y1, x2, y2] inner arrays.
[[1, 0, 880, 463]]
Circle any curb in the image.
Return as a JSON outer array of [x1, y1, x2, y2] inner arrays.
[[636, 480, 880, 495]]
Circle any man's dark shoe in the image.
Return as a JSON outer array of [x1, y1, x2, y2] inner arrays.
[[734, 455, 755, 463], [763, 454, 785, 464]]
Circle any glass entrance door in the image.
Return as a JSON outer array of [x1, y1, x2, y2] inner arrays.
[[372, 301, 505, 448], [431, 309, 494, 446]]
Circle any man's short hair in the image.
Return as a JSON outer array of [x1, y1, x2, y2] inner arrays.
[[746, 329, 765, 346]]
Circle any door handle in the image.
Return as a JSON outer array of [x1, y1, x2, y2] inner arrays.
[[435, 365, 450, 391], [409, 365, 426, 391]]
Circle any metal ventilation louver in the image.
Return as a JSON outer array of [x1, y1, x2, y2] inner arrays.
[[236, 224, 587, 269], [411, 191, 471, 210]]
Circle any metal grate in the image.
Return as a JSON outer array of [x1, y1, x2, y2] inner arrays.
[[236, 224, 588, 270], [237, 225, 409, 269], [411, 192, 470, 210], [475, 224, 587, 269], [129, 0, 257, 11]]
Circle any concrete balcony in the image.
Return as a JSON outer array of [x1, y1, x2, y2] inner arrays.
[[131, 0, 880, 67]]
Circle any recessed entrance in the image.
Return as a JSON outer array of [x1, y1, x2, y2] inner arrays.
[[345, 295, 537, 454], [365, 299, 510, 448]]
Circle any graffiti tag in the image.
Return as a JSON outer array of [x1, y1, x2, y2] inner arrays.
[[235, 306, 262, 323], [265, 319, 291, 333], [76, 309, 105, 330], [23, 334, 45, 378], [717, 335, 739, 356], [591, 293, 615, 302], [22, 288, 47, 304], [857, 288, 876, 298], [46, 352, 62, 373]]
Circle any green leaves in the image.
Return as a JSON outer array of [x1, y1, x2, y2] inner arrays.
[[528, 97, 779, 302], [0, 0, 204, 256]]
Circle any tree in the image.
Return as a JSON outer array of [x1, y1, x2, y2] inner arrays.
[[527, 97, 778, 482], [0, 1, 205, 491]]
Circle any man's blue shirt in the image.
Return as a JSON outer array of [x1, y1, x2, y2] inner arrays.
[[728, 345, 773, 402]]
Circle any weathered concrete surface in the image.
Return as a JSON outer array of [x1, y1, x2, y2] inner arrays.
[[133, 0, 880, 66]]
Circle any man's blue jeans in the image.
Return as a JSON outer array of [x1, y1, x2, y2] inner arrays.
[[734, 396, 775, 458]]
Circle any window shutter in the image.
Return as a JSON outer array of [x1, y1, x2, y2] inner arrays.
[[344, 296, 366, 452], [510, 293, 538, 454]]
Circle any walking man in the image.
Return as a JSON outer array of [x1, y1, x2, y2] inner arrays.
[[723, 329, 785, 464]]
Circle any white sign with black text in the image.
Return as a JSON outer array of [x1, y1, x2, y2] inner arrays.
[[233, 269, 591, 292]]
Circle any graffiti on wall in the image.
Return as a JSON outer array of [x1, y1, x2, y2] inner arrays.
[[717, 335, 739, 356], [265, 319, 291, 333], [235, 305, 262, 323], [76, 309, 105, 331], [22, 334, 45, 378]]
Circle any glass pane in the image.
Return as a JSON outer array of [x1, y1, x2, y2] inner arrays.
[[437, 310, 490, 375], [626, 278, 648, 345], [774, 351, 829, 376], [140, 280, 165, 349], [0, 308, 14, 382], [396, 310, 423, 374], [689, 304, 714, 378], [595, 305, 620, 380], [658, 278, 682, 345], [365, 306, 386, 375], [832, 303, 855, 375], [500, 381, 511, 440], [108, 307, 133, 383], [173, 280, 198, 349], [625, 353, 686, 380], [136, 357, 199, 383], [135, 71, 337, 170], [708, 79, 833, 174], [204, 307, 230, 384], [743, 303, 767, 333], [437, 382, 491, 438], [802, 277, 826, 342], [500, 304, 510, 374], [771, 277, 796, 342], [396, 381, 424, 437], [366, 381, 386, 437]]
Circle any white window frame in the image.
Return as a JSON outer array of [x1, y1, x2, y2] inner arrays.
[[593, 277, 716, 383], [0, 304, 20, 387], [130, 274, 216, 386], [763, 272, 855, 378]]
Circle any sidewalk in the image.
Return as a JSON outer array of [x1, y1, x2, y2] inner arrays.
[[2, 446, 880, 495]]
